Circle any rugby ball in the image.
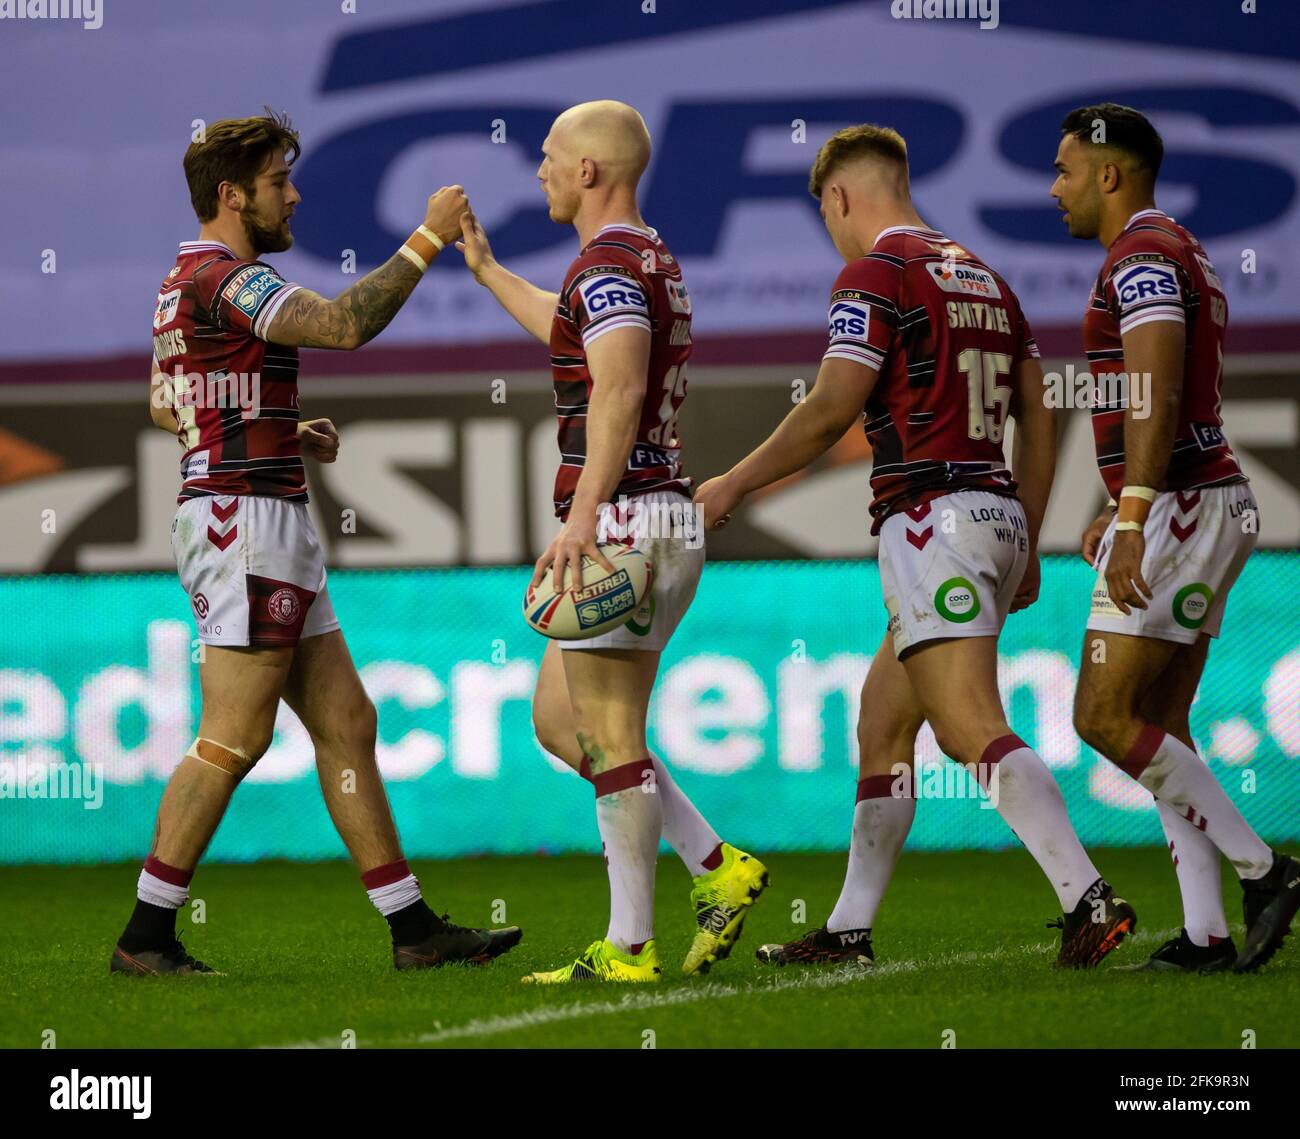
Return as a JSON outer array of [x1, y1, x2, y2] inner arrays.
[[522, 544, 653, 640]]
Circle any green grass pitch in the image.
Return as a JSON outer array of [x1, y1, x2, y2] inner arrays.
[[3, 848, 1295, 1049]]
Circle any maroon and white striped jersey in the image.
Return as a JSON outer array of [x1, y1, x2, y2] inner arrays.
[[1081, 209, 1245, 498], [824, 225, 1038, 533], [548, 223, 693, 520], [152, 240, 306, 504]]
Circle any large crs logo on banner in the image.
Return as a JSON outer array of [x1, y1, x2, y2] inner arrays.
[[293, 94, 1297, 265], [1, 0, 1299, 364], [290, 1, 1300, 262]]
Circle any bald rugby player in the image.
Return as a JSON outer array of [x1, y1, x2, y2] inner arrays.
[[458, 101, 769, 983]]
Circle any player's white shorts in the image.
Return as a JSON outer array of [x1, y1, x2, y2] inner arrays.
[[170, 495, 340, 648], [878, 490, 1029, 658], [1087, 482, 1258, 644], [558, 490, 704, 653]]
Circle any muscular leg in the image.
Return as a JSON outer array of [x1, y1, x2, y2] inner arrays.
[[281, 630, 400, 873], [825, 634, 925, 933], [118, 645, 289, 955], [561, 646, 664, 952], [282, 630, 518, 957], [534, 640, 722, 875], [1137, 637, 1230, 945], [904, 636, 1102, 912], [154, 646, 289, 866], [532, 640, 584, 771], [1075, 632, 1272, 879]]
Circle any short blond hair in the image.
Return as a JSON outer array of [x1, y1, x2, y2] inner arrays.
[[808, 124, 909, 198]]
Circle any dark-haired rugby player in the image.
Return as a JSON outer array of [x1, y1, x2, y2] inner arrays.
[[1052, 103, 1299, 974], [115, 110, 520, 975]]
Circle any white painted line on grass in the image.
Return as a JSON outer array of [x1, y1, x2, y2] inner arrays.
[[272, 927, 1178, 1049]]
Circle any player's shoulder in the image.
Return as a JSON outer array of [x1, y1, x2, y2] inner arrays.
[[1105, 211, 1187, 272], [562, 247, 637, 298], [563, 231, 658, 311], [572, 225, 655, 269], [192, 252, 276, 296], [832, 251, 901, 299]]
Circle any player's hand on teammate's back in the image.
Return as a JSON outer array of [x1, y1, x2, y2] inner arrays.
[[532, 511, 615, 594], [1103, 529, 1152, 614], [456, 208, 494, 281], [694, 475, 740, 530], [1080, 509, 1111, 565], [297, 418, 340, 463], [1010, 551, 1041, 613], [423, 185, 469, 246]]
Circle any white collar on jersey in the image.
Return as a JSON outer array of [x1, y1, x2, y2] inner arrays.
[[1121, 208, 1173, 232], [178, 239, 237, 257], [594, 221, 658, 241], [872, 223, 945, 246]]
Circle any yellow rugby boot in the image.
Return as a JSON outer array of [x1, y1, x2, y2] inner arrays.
[[522, 938, 661, 984], [683, 843, 770, 975]]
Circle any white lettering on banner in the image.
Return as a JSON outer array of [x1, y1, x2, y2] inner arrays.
[[652, 655, 768, 775], [777, 654, 867, 772], [71, 621, 191, 783], [1265, 649, 1300, 757], [0, 670, 65, 769], [996, 651, 1080, 769], [450, 660, 534, 779], [11, 394, 1298, 578], [367, 661, 446, 778], [6, 622, 1299, 857], [245, 704, 315, 784], [320, 421, 461, 565]]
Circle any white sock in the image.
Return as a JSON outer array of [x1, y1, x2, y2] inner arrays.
[[982, 735, 1100, 912], [593, 758, 662, 951], [1126, 727, 1273, 879], [651, 755, 722, 877], [361, 859, 424, 916], [826, 775, 915, 933], [1155, 798, 1230, 947], [137, 865, 189, 910]]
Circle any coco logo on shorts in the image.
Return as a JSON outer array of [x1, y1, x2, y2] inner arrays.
[[935, 577, 981, 623], [1173, 583, 1214, 630]]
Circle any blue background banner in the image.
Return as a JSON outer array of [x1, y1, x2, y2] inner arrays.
[[2, 0, 1297, 361]]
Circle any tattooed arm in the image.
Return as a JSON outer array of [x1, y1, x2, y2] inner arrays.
[[267, 253, 424, 349], [266, 185, 468, 350]]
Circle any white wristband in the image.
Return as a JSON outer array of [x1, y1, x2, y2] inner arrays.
[[1115, 520, 1144, 533], [417, 225, 445, 252], [1120, 485, 1157, 502], [398, 244, 429, 274]]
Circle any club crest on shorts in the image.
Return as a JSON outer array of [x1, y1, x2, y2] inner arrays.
[[268, 587, 302, 626], [935, 576, 981, 623]]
